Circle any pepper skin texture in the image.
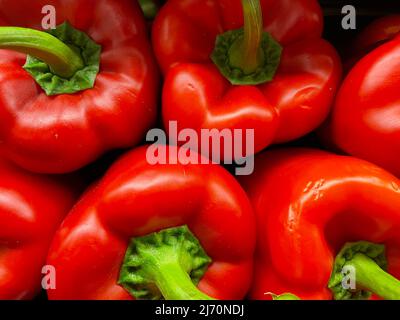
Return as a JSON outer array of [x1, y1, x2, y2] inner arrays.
[[47, 145, 255, 300], [324, 37, 400, 177], [0, 159, 77, 299], [240, 148, 400, 300], [0, 0, 159, 174], [352, 15, 400, 57], [345, 15, 400, 71], [153, 0, 341, 155]]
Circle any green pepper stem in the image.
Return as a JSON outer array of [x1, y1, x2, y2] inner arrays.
[[271, 293, 301, 300], [345, 253, 400, 300], [138, 0, 159, 19], [0, 27, 84, 78], [153, 262, 215, 300], [118, 225, 215, 300], [229, 0, 264, 74]]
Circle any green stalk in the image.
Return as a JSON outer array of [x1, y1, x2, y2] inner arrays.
[[329, 242, 400, 300], [118, 225, 215, 300], [345, 253, 400, 300], [229, 0, 264, 74], [272, 293, 301, 300], [0, 27, 84, 78], [211, 0, 281, 85], [152, 261, 214, 300]]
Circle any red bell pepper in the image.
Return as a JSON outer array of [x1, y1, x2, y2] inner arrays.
[[323, 36, 400, 177], [0, 158, 77, 299], [153, 0, 341, 157], [345, 15, 400, 71], [47, 145, 255, 300], [0, 0, 159, 174], [240, 148, 400, 300]]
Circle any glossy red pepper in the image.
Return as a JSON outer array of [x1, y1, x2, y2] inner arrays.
[[47, 145, 255, 300], [240, 148, 400, 300], [153, 0, 341, 157], [0, 0, 159, 174], [345, 15, 400, 71], [323, 36, 400, 177], [0, 159, 77, 299]]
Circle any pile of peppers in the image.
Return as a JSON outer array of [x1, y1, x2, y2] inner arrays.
[[0, 0, 400, 301]]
